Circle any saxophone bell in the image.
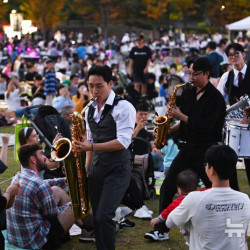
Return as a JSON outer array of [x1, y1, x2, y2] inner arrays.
[[50, 138, 72, 162]]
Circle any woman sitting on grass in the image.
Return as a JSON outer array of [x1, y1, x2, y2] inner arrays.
[[18, 127, 61, 178]]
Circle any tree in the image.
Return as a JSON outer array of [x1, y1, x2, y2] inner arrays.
[[141, 0, 171, 36], [0, 4, 8, 25], [141, 0, 170, 20], [169, 0, 199, 31], [72, 0, 133, 37], [206, 0, 250, 27], [19, 0, 68, 39]]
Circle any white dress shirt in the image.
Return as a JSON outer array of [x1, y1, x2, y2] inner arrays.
[[217, 64, 247, 98], [85, 90, 136, 149]]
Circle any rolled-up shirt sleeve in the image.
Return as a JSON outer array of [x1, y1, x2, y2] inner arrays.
[[114, 100, 136, 149]]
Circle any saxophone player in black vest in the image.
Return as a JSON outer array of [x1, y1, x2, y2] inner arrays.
[[217, 43, 250, 189], [72, 65, 136, 250]]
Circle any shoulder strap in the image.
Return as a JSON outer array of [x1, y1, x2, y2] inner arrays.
[[225, 70, 234, 101]]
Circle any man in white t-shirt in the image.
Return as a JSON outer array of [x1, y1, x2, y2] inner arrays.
[[166, 145, 250, 250]]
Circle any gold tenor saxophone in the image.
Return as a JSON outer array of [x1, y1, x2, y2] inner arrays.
[[153, 83, 188, 149], [51, 98, 96, 219]]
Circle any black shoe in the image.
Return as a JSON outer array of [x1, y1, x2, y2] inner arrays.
[[79, 228, 95, 243], [119, 218, 135, 229], [144, 230, 169, 241]]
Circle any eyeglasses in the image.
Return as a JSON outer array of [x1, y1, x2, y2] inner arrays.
[[228, 51, 241, 59], [187, 71, 203, 78]]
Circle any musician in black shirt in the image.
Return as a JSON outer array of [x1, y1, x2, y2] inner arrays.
[[147, 57, 226, 240]]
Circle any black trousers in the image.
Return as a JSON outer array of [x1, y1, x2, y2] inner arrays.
[[122, 178, 144, 210], [230, 158, 250, 190], [89, 161, 131, 250], [245, 159, 250, 185], [155, 143, 212, 233]]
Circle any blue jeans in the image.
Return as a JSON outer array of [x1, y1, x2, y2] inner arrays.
[[152, 152, 164, 172], [15, 107, 39, 118]]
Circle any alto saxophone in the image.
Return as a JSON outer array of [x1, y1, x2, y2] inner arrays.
[[153, 83, 188, 149], [51, 98, 96, 219]]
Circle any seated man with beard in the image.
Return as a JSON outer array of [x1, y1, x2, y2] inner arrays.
[[6, 143, 92, 249]]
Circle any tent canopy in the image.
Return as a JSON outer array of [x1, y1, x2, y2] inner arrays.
[[227, 16, 250, 31]]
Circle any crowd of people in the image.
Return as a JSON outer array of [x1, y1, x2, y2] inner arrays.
[[0, 27, 250, 250]]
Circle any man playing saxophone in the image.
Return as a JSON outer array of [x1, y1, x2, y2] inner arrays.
[[147, 57, 226, 241], [72, 65, 136, 250]]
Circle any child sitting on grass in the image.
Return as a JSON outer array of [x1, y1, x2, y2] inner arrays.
[[144, 170, 198, 241]]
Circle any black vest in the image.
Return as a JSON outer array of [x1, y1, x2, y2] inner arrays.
[[87, 95, 130, 165], [225, 64, 250, 105]]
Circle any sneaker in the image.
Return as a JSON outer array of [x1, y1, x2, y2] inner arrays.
[[115, 221, 121, 233], [119, 217, 135, 229], [79, 228, 95, 243], [134, 206, 152, 219], [142, 205, 153, 216], [144, 230, 169, 241]]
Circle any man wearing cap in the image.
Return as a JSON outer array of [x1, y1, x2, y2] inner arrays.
[[217, 43, 250, 189]]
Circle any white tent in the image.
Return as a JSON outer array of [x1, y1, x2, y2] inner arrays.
[[227, 16, 250, 30], [226, 16, 250, 41]]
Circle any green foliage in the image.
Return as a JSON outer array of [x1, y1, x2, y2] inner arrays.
[[197, 22, 209, 33], [19, 0, 68, 36]]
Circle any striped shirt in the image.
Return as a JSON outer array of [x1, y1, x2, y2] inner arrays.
[[44, 70, 57, 95], [6, 169, 67, 249]]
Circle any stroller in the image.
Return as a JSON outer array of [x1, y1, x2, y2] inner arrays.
[[130, 137, 156, 200]]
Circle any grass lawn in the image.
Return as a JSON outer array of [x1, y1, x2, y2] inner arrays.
[[0, 125, 250, 249]]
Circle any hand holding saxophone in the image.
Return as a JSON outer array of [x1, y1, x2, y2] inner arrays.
[[72, 135, 93, 152], [168, 105, 181, 119], [168, 106, 188, 123]]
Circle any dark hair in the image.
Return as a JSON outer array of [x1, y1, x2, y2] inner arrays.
[[148, 73, 156, 81], [113, 86, 124, 95], [176, 170, 198, 193], [161, 68, 168, 74], [46, 59, 54, 64], [76, 82, 88, 99], [159, 74, 166, 84], [86, 64, 112, 83], [0, 73, 9, 81], [205, 145, 238, 180], [170, 63, 177, 69], [70, 74, 78, 81], [219, 38, 228, 47], [34, 74, 42, 81], [225, 43, 244, 56], [135, 102, 149, 112], [187, 57, 213, 78], [219, 63, 230, 77], [206, 41, 216, 50], [18, 127, 35, 146], [138, 34, 144, 40], [18, 143, 42, 168], [57, 84, 65, 94]]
